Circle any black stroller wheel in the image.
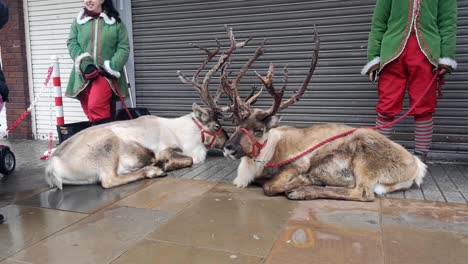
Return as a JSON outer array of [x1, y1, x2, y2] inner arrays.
[[0, 147, 15, 175]]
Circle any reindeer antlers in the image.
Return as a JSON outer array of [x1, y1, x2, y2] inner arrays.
[[177, 25, 252, 116], [178, 25, 320, 123]]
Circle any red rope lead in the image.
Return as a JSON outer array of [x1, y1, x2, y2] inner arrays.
[[264, 72, 440, 168], [6, 66, 54, 133]]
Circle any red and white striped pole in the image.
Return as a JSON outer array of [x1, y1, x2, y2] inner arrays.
[[51, 55, 64, 125]]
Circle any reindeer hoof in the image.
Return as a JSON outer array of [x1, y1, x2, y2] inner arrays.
[[262, 185, 277, 197], [146, 166, 166, 178], [233, 177, 250, 188], [286, 190, 303, 200]]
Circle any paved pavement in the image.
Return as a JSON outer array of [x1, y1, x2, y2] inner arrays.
[[0, 139, 468, 263]]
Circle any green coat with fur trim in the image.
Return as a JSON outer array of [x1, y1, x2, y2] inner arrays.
[[66, 9, 130, 98], [362, 0, 457, 75]]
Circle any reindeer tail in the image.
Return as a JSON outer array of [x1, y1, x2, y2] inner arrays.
[[45, 157, 63, 190]]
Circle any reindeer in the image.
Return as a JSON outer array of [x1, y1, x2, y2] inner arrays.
[[221, 29, 427, 201], [45, 34, 239, 190]]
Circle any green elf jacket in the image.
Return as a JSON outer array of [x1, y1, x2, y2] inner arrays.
[[361, 0, 457, 75], [66, 9, 130, 98]]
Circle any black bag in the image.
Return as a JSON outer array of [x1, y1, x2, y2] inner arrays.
[[115, 107, 151, 121], [56, 121, 92, 144], [114, 66, 150, 121]]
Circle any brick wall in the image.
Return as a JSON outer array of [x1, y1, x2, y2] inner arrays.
[[0, 0, 32, 139]]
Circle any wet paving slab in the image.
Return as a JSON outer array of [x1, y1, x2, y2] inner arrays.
[[265, 200, 384, 264], [1, 178, 468, 263], [7, 206, 173, 264], [16, 179, 155, 214], [111, 239, 264, 264], [380, 199, 468, 264], [146, 183, 295, 258], [0, 205, 86, 262], [115, 178, 217, 213]]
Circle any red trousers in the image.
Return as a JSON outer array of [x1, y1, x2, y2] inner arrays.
[[376, 32, 437, 117], [79, 75, 113, 122]]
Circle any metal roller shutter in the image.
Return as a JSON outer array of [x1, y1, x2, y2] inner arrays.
[[131, 0, 468, 158], [25, 0, 87, 139]]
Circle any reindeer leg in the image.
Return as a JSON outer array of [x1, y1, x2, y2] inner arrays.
[[157, 148, 194, 172], [263, 166, 313, 196], [286, 184, 375, 202], [100, 166, 165, 189]]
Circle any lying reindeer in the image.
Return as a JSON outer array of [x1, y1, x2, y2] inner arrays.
[[221, 29, 427, 201], [46, 103, 228, 189], [45, 34, 239, 189]]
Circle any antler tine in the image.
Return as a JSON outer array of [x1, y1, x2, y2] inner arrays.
[[245, 84, 264, 106], [190, 39, 221, 83], [278, 25, 320, 111], [227, 40, 266, 117], [254, 63, 285, 118]]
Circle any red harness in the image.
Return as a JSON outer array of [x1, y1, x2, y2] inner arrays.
[[192, 117, 223, 148], [240, 127, 268, 158]]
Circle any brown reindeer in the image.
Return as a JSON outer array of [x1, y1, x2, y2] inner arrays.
[[221, 29, 426, 201]]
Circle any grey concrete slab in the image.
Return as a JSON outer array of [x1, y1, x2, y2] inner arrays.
[[440, 164, 468, 202], [428, 163, 459, 192], [0, 140, 51, 207], [0, 205, 86, 261], [404, 185, 425, 201], [420, 168, 446, 202]]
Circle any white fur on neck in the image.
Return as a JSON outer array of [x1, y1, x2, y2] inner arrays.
[[76, 9, 116, 25], [233, 129, 281, 188]]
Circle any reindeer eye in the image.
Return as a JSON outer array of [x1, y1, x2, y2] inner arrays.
[[213, 124, 221, 130], [253, 129, 263, 137]]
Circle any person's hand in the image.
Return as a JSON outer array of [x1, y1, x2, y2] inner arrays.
[[369, 69, 378, 83], [84, 65, 100, 80], [437, 65, 452, 76]]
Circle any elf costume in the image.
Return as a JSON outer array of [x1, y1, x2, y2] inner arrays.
[[362, 0, 457, 159], [66, 8, 130, 123]]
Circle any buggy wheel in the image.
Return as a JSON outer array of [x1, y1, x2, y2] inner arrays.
[[0, 147, 16, 175]]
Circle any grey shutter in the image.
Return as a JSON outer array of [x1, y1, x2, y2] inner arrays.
[[131, 0, 468, 158]]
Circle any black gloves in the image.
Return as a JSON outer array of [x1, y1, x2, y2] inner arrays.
[[83, 65, 100, 80]]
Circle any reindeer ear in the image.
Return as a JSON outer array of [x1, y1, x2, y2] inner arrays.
[[264, 115, 282, 129], [192, 103, 210, 122]]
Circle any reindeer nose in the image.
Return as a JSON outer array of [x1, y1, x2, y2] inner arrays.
[[224, 144, 237, 155]]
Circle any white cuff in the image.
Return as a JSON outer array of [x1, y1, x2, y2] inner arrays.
[[104, 60, 121, 78], [75, 52, 91, 73], [438, 57, 457, 70], [361, 57, 380, 75]]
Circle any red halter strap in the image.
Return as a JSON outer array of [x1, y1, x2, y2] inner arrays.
[[192, 117, 222, 148], [240, 127, 267, 158]]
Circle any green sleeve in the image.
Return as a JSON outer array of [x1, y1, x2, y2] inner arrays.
[[367, 0, 392, 61], [106, 22, 130, 76], [66, 20, 93, 73], [438, 0, 457, 67]]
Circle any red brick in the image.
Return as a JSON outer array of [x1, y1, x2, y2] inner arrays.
[[1, 0, 32, 139]]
